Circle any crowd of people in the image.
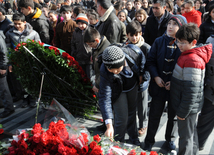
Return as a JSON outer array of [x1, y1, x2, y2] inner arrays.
[[0, 0, 214, 155]]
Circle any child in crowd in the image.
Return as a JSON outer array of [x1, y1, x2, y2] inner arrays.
[[5, 13, 41, 49], [144, 15, 187, 151], [55, 5, 77, 53], [98, 45, 146, 145], [134, 9, 148, 37], [125, 20, 150, 137], [86, 9, 99, 28], [118, 10, 129, 26], [48, 10, 63, 46], [129, 0, 142, 19], [126, 0, 134, 17], [83, 27, 110, 93], [71, 13, 92, 78], [170, 23, 212, 155]]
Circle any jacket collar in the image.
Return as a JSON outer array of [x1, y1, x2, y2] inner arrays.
[[100, 5, 114, 22], [32, 8, 42, 19]]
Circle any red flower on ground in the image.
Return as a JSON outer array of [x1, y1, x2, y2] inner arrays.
[[89, 145, 103, 155], [128, 149, 136, 155], [89, 141, 97, 150], [0, 129, 4, 134], [140, 152, 147, 155], [16, 43, 21, 48], [93, 134, 101, 143], [150, 151, 158, 155], [22, 43, 27, 46]]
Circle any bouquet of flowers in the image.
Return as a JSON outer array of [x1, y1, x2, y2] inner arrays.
[[8, 40, 97, 117]]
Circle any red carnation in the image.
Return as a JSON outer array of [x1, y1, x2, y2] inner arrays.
[[33, 133, 40, 143], [140, 152, 147, 155], [81, 132, 88, 144], [93, 134, 101, 143], [62, 52, 69, 58], [80, 145, 89, 155], [16, 43, 21, 48], [90, 141, 97, 149], [128, 149, 136, 155], [89, 145, 103, 155], [0, 129, 4, 134], [150, 151, 158, 155], [22, 43, 27, 46], [18, 139, 28, 150]]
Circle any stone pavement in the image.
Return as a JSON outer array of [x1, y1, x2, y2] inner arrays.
[[0, 99, 214, 155]]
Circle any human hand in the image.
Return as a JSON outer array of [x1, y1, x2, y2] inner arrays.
[[8, 66, 12, 72], [177, 116, 185, 120], [165, 81, 170, 90], [0, 69, 6, 75], [139, 75, 143, 85], [92, 86, 99, 93], [105, 123, 114, 141], [154, 77, 165, 87]]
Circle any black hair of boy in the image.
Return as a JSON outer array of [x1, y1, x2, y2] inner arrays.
[[126, 20, 142, 36], [12, 13, 26, 22], [152, 0, 166, 6], [176, 23, 200, 43], [0, 6, 6, 15], [60, 5, 72, 13], [18, 0, 34, 8], [87, 9, 99, 21], [84, 27, 101, 43], [73, 6, 84, 16], [134, 0, 142, 4]]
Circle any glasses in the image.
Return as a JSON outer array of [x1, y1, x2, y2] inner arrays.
[[175, 40, 188, 45]]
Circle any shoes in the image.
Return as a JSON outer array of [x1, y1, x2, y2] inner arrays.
[[199, 147, 204, 151], [166, 141, 176, 150], [138, 127, 147, 137], [0, 110, 15, 118], [143, 142, 153, 151], [132, 139, 141, 147], [96, 123, 107, 131]]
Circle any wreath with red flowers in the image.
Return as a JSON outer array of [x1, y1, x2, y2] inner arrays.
[[9, 40, 97, 117]]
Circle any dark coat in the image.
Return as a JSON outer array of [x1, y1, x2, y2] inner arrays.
[[92, 36, 110, 89], [0, 32, 8, 77], [146, 34, 181, 99], [198, 18, 214, 44], [144, 10, 173, 46], [0, 16, 12, 34], [55, 19, 77, 53], [71, 27, 92, 65], [170, 44, 212, 118], [26, 8, 51, 44], [99, 45, 146, 120], [96, 11, 125, 44]]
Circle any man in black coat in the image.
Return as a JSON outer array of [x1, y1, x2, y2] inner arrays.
[[0, 31, 14, 118], [95, 0, 126, 44], [144, 0, 172, 46], [18, 0, 52, 44], [0, 6, 12, 34]]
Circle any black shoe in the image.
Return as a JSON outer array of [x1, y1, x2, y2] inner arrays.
[[96, 123, 106, 131], [166, 141, 175, 150], [133, 139, 141, 147], [143, 143, 153, 151], [0, 110, 15, 118], [199, 147, 204, 151]]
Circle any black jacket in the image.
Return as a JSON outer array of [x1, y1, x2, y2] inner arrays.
[[198, 18, 214, 44], [26, 8, 51, 44], [0, 32, 8, 77], [144, 10, 173, 46], [97, 11, 125, 44], [0, 16, 12, 34]]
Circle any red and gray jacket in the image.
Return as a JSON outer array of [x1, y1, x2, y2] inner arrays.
[[170, 43, 212, 118]]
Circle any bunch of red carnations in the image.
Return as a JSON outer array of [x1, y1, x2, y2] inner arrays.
[[7, 120, 103, 155]]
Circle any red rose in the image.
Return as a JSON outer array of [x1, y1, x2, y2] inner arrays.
[[0, 129, 4, 134], [90, 145, 103, 155], [66, 146, 77, 154], [80, 145, 89, 155], [22, 43, 27, 46], [93, 134, 101, 143], [33, 133, 40, 143], [58, 143, 66, 154], [89, 141, 97, 149], [81, 132, 88, 144], [62, 52, 69, 58], [149, 151, 158, 155], [26, 150, 36, 155], [128, 149, 136, 155], [140, 152, 147, 155], [18, 139, 28, 150], [16, 43, 21, 48], [93, 95, 96, 98]]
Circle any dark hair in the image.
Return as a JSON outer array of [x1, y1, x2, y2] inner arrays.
[[114, 1, 123, 11], [152, 0, 166, 7], [87, 9, 99, 20], [12, 13, 26, 22], [60, 5, 72, 13], [48, 10, 58, 15], [134, 0, 142, 4], [97, 0, 112, 10], [185, 0, 194, 7], [0, 6, 6, 15], [166, 0, 174, 12], [73, 6, 84, 17], [176, 23, 200, 43], [135, 8, 147, 21], [19, 0, 34, 9], [195, 0, 203, 5], [126, 20, 142, 36], [84, 27, 101, 43]]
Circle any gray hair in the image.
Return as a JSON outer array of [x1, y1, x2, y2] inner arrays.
[[185, 0, 194, 7], [153, 0, 166, 7]]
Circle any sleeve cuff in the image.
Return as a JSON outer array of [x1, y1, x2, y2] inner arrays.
[[105, 119, 112, 125]]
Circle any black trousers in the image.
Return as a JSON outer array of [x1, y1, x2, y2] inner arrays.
[[197, 98, 214, 148], [145, 97, 177, 144], [0, 76, 14, 112]]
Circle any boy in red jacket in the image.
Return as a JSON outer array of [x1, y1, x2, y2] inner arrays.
[[170, 23, 212, 155]]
